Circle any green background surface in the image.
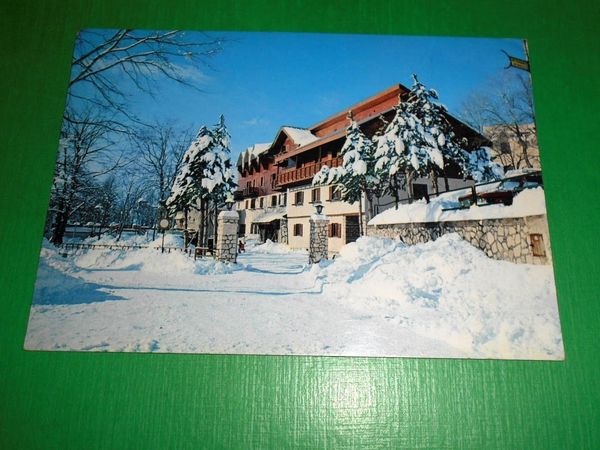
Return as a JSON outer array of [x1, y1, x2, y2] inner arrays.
[[1, 1, 599, 448]]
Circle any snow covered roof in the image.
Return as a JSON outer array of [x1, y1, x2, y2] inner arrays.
[[253, 211, 285, 223], [504, 168, 541, 178], [281, 127, 319, 146], [238, 142, 272, 168], [369, 187, 546, 226]]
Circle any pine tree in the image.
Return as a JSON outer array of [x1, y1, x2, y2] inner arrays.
[[374, 74, 503, 206], [166, 125, 214, 215], [206, 115, 237, 204], [206, 115, 237, 245], [167, 125, 216, 246], [313, 113, 379, 235]]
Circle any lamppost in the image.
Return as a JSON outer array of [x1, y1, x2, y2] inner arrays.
[[158, 218, 169, 253], [314, 201, 324, 216], [94, 204, 103, 239], [225, 193, 235, 211]]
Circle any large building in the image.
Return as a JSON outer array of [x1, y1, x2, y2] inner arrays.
[[235, 84, 489, 254], [483, 124, 540, 170]]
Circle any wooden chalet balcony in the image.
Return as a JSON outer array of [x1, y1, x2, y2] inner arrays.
[[276, 156, 343, 187], [234, 186, 261, 199]]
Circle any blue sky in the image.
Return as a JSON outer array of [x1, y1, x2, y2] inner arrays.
[[118, 31, 527, 158]]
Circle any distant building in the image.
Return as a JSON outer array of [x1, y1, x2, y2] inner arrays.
[[483, 124, 540, 170], [235, 83, 489, 254]]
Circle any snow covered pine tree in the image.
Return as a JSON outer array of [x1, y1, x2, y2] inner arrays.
[[167, 125, 215, 246], [313, 111, 380, 235], [167, 116, 237, 248], [205, 115, 237, 244], [373, 74, 503, 206]]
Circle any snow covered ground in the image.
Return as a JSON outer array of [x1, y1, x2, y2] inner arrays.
[[25, 234, 563, 359]]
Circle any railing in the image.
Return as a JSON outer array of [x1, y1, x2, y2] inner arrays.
[[57, 242, 215, 259], [276, 156, 343, 186]]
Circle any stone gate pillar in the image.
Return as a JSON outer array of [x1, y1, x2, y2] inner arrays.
[[216, 210, 239, 263], [309, 214, 329, 264]]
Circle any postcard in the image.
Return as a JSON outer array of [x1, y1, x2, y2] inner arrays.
[[24, 30, 563, 359]]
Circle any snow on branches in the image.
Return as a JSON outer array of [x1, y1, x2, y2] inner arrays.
[[167, 115, 237, 213], [374, 74, 503, 201], [313, 117, 379, 204]]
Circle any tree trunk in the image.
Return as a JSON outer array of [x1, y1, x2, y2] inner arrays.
[[406, 171, 415, 204], [358, 195, 364, 236], [213, 200, 219, 245], [515, 124, 533, 168], [430, 169, 439, 196], [198, 199, 205, 253], [50, 209, 69, 245]]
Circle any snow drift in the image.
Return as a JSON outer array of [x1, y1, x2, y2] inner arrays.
[[26, 235, 562, 360], [311, 234, 562, 359], [249, 239, 299, 254], [369, 186, 547, 225]]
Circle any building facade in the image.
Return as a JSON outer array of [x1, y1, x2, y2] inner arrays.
[[483, 124, 540, 170], [235, 84, 489, 254]]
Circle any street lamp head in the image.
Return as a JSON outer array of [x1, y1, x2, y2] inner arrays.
[[225, 193, 235, 211], [314, 202, 324, 215]]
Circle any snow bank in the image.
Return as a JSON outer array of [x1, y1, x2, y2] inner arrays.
[[32, 246, 124, 305], [27, 237, 562, 359], [369, 187, 547, 225], [313, 234, 562, 359], [82, 231, 185, 248], [250, 239, 295, 254], [60, 241, 234, 275]]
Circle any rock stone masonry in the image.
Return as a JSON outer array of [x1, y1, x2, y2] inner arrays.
[[368, 214, 551, 265], [216, 213, 239, 263], [309, 217, 329, 264], [280, 216, 289, 244]]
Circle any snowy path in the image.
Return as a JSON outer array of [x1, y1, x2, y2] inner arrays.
[[25, 236, 564, 359], [25, 250, 458, 356]]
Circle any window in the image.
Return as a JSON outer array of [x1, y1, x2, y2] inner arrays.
[[261, 176, 264, 186], [259, 197, 264, 209], [311, 188, 320, 203], [280, 193, 287, 206], [412, 183, 429, 201], [328, 223, 342, 238], [329, 186, 341, 201], [250, 199, 256, 209], [530, 234, 546, 257], [271, 195, 277, 207], [293, 223, 303, 236], [499, 141, 511, 155], [245, 200, 249, 209], [294, 191, 304, 205]]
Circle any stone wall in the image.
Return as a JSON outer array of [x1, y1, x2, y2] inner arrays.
[[368, 214, 552, 265], [216, 211, 239, 263], [279, 216, 288, 244], [309, 216, 329, 264]]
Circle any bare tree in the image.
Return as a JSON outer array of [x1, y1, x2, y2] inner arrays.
[[48, 30, 226, 245], [49, 110, 124, 244], [459, 71, 538, 169], [66, 29, 224, 130], [113, 170, 147, 241], [136, 124, 191, 215]]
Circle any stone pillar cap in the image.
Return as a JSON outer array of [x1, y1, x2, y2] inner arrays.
[[310, 214, 329, 221], [219, 210, 239, 219]]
